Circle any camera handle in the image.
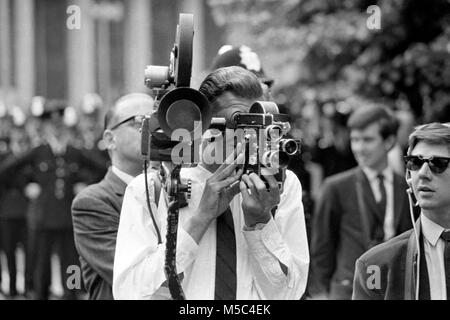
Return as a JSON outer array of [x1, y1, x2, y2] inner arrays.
[[163, 164, 191, 300]]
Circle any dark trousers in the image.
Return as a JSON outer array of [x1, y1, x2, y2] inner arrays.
[[0, 218, 28, 296], [34, 228, 80, 300]]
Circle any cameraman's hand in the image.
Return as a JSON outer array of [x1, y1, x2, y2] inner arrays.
[[197, 159, 243, 221], [240, 173, 280, 228], [187, 146, 244, 244]]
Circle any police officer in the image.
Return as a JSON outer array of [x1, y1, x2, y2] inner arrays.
[[0, 99, 106, 299]]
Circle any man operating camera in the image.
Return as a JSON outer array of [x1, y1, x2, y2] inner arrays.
[[113, 66, 309, 300]]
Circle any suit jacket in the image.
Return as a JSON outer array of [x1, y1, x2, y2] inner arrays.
[[310, 167, 414, 299], [352, 222, 428, 300], [71, 169, 127, 300]]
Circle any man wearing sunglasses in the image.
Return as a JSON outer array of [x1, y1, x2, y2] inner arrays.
[[310, 104, 414, 299], [353, 122, 450, 299], [71, 93, 155, 300]]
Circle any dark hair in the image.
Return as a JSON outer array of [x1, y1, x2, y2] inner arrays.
[[407, 122, 450, 155], [199, 66, 263, 103], [347, 104, 399, 140]]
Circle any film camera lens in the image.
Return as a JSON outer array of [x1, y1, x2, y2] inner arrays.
[[261, 150, 290, 169], [265, 125, 282, 142], [280, 139, 299, 156]]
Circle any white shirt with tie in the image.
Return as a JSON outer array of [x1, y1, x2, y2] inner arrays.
[[362, 166, 395, 241], [113, 166, 310, 300], [421, 213, 448, 300]]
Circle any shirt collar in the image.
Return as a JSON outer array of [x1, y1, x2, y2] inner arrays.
[[112, 166, 135, 185], [362, 166, 393, 184], [421, 213, 446, 247]]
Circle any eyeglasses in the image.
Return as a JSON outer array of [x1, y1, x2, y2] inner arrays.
[[109, 115, 145, 131], [404, 155, 450, 174]]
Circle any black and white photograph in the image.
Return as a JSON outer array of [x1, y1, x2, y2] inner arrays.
[[0, 0, 450, 311]]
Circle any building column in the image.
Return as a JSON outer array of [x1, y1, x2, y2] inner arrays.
[[67, 0, 95, 107], [0, 0, 11, 88], [14, 0, 35, 105], [123, 0, 152, 93], [179, 0, 206, 87]]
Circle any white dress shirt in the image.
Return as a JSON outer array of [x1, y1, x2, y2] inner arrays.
[[111, 166, 135, 186], [113, 166, 309, 300], [362, 167, 395, 240], [421, 214, 448, 300]]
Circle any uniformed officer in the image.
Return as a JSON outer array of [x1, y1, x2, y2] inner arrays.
[[0, 99, 107, 300]]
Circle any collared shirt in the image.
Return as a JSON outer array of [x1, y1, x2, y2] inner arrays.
[[112, 166, 135, 186], [421, 214, 448, 300], [362, 166, 395, 240], [113, 166, 310, 300]]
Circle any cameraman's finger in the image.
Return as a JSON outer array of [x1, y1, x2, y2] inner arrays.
[[234, 142, 243, 158], [239, 180, 251, 202], [241, 174, 257, 196], [214, 161, 239, 181], [262, 173, 279, 192], [249, 173, 267, 194], [230, 179, 241, 192], [226, 180, 241, 199], [214, 152, 244, 181], [216, 168, 243, 190]]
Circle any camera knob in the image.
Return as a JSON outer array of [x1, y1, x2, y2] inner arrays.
[[186, 180, 192, 200]]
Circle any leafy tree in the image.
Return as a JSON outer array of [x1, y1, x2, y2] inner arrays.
[[207, 0, 450, 122]]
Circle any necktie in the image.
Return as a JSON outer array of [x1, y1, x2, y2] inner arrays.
[[441, 230, 450, 300], [369, 174, 387, 244], [215, 207, 237, 300], [377, 174, 387, 215]]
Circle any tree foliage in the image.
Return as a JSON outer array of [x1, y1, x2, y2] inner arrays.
[[207, 0, 450, 122]]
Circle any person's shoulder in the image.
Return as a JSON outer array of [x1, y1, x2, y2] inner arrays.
[[358, 229, 413, 266], [325, 167, 360, 185], [72, 177, 109, 205]]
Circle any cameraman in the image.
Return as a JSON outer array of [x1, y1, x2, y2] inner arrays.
[[113, 66, 309, 300]]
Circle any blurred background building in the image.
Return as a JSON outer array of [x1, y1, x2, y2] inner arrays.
[[0, 0, 224, 109]]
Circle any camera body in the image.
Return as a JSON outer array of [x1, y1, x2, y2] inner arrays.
[[231, 101, 301, 188], [142, 13, 211, 164]]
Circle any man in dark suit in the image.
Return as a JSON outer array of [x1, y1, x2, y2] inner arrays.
[[71, 93, 155, 300], [310, 104, 415, 299], [353, 122, 450, 300]]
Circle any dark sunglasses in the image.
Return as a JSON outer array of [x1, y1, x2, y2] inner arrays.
[[109, 115, 145, 131], [404, 155, 450, 174]]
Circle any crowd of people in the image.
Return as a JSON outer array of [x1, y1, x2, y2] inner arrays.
[[0, 45, 449, 300], [0, 99, 109, 299]]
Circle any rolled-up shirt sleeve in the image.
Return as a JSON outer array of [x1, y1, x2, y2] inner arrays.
[[242, 170, 310, 300], [112, 179, 198, 300]]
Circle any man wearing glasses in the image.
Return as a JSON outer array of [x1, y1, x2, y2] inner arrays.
[[71, 93, 155, 300], [353, 122, 450, 299]]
